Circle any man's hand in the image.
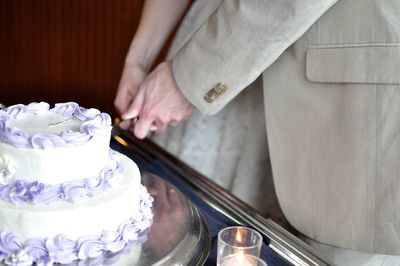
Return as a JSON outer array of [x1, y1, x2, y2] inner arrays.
[[128, 61, 194, 139], [114, 64, 147, 130]]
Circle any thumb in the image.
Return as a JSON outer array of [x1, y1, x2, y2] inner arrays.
[[121, 85, 145, 120], [114, 91, 131, 115]]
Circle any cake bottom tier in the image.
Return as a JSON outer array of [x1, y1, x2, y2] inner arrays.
[[0, 152, 154, 265]]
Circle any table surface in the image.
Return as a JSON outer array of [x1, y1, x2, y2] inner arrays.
[[111, 126, 331, 266]]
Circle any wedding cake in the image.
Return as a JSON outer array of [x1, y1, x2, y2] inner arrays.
[[0, 102, 153, 265]]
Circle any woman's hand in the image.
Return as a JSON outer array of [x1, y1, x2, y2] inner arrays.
[[129, 61, 194, 139], [114, 63, 147, 130]]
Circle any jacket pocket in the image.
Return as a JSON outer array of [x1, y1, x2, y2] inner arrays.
[[306, 44, 400, 84]]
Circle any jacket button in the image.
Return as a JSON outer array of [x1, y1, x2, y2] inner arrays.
[[204, 82, 228, 103]]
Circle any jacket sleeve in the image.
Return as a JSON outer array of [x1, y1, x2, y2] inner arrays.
[[172, 0, 337, 115]]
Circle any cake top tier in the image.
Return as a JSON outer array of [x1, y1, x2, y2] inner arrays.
[[0, 102, 112, 149]]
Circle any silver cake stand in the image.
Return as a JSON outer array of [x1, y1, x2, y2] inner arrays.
[[98, 171, 211, 266]]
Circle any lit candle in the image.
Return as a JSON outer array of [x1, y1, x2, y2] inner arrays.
[[220, 254, 256, 266], [217, 226, 264, 266]]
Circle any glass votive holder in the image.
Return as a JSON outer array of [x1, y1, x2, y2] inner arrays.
[[217, 226, 263, 266], [220, 254, 268, 266]]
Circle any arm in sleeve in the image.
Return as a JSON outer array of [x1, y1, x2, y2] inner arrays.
[[172, 0, 338, 115]]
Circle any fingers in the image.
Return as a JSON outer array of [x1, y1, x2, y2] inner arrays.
[[128, 84, 171, 138], [121, 87, 145, 120], [114, 71, 136, 115], [114, 86, 131, 115], [121, 106, 139, 120], [119, 115, 158, 137], [121, 118, 180, 138], [119, 119, 132, 130], [116, 64, 147, 117], [134, 115, 155, 139], [154, 120, 167, 135]]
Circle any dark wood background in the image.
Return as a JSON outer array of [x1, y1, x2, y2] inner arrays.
[[0, 0, 169, 117]]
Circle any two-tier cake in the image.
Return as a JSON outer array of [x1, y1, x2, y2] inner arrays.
[[0, 102, 153, 265]]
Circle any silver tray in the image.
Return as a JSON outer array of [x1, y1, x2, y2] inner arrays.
[[106, 172, 211, 266]]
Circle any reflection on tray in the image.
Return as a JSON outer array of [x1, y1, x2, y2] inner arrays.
[[74, 172, 209, 266], [142, 172, 190, 259]]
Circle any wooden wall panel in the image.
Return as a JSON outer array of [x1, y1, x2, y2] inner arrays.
[[0, 0, 145, 117]]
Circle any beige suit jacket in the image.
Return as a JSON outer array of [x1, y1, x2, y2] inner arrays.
[[171, 0, 400, 255]]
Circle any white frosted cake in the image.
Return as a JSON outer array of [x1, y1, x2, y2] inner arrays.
[[0, 102, 153, 265]]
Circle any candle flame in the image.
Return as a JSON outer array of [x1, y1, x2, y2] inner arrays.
[[235, 229, 243, 244]]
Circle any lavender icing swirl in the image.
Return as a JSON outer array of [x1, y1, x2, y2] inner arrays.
[[26, 102, 50, 113], [0, 187, 153, 265], [0, 111, 9, 132], [2, 127, 29, 148], [0, 102, 112, 149], [46, 235, 77, 264], [4, 105, 27, 120], [23, 239, 49, 263], [0, 157, 122, 205], [77, 237, 104, 260], [30, 133, 67, 149], [52, 102, 79, 117], [0, 232, 22, 255], [73, 107, 100, 121]]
